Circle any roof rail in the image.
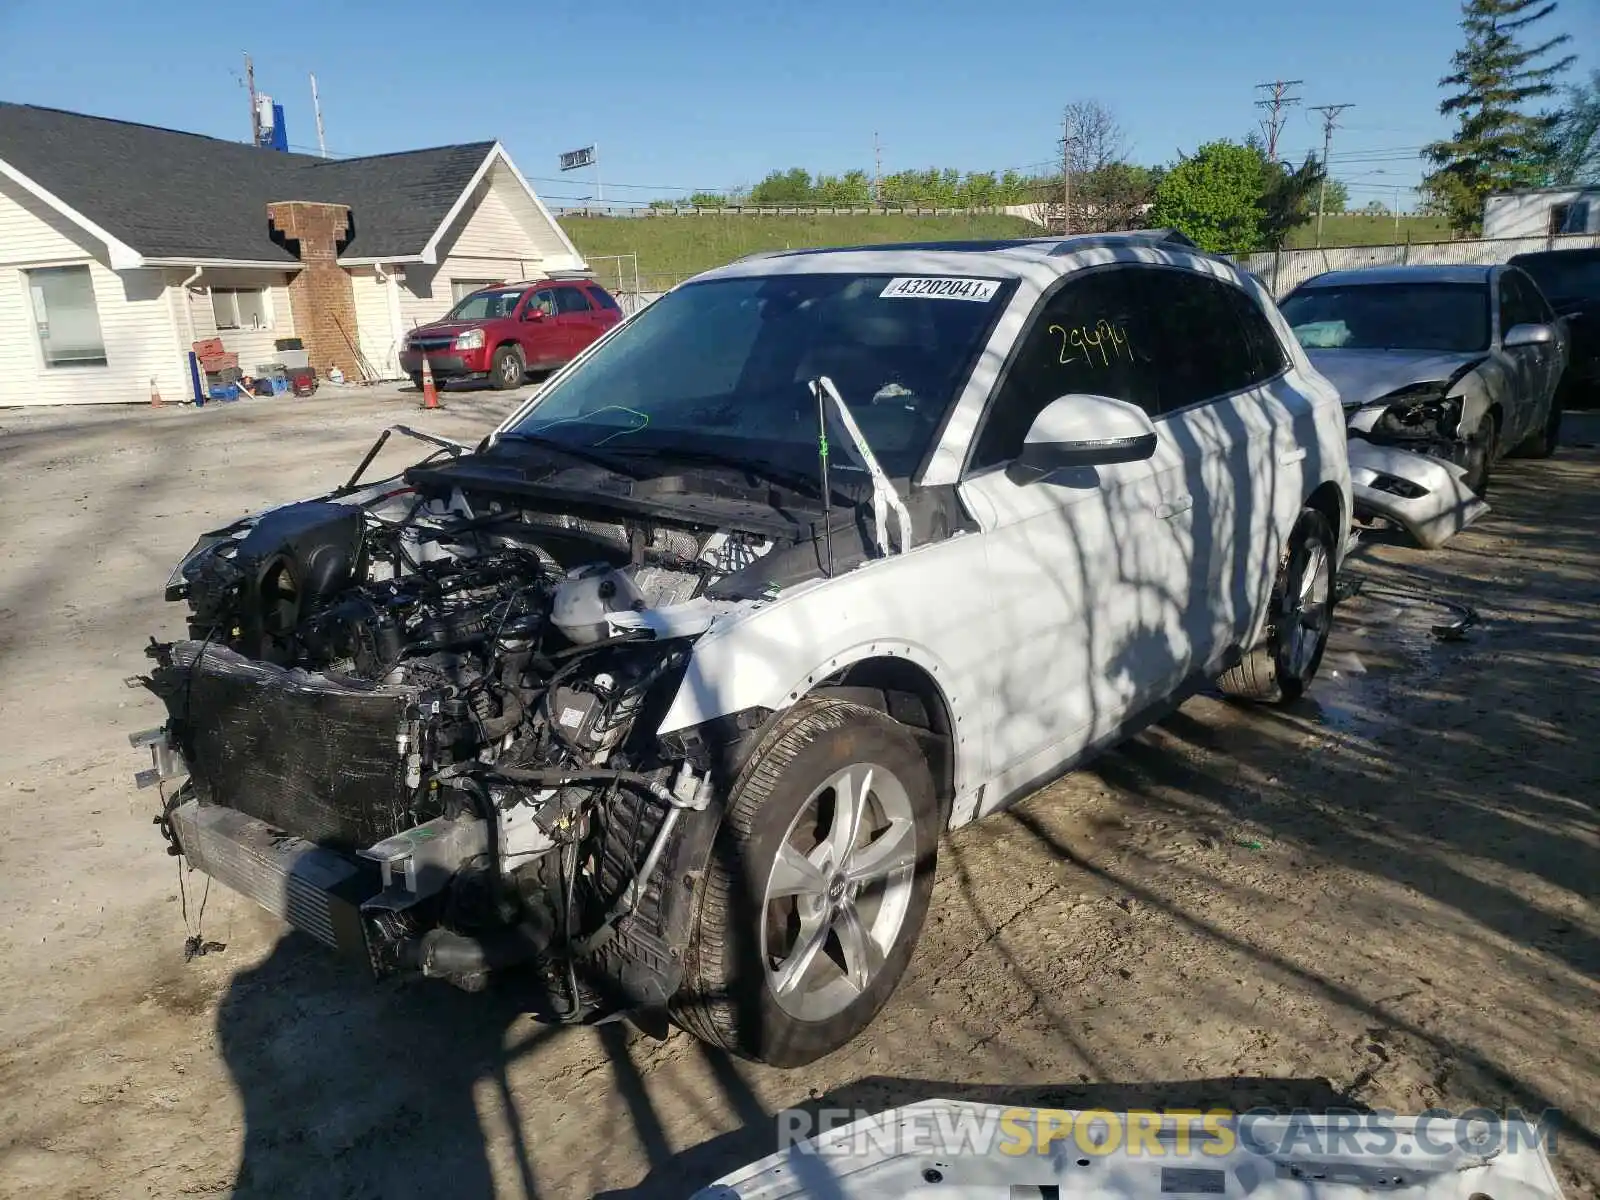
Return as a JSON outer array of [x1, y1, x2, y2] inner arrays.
[[1047, 228, 1199, 255]]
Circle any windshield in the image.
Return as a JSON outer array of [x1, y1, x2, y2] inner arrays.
[[1511, 257, 1600, 305], [1281, 282, 1490, 353], [446, 288, 525, 320], [504, 272, 1010, 478]]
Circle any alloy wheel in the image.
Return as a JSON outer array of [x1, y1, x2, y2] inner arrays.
[[761, 763, 918, 1022]]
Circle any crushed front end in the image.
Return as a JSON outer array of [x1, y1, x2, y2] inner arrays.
[[129, 428, 810, 1021]]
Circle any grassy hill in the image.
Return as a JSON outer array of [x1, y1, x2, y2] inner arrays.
[[1282, 213, 1452, 249], [559, 213, 1040, 289], [559, 211, 1458, 290]]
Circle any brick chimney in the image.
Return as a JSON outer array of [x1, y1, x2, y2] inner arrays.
[[266, 201, 358, 381]]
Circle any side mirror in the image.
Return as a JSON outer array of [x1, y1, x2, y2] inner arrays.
[[1504, 322, 1555, 348], [1007, 393, 1158, 484], [524, 307, 547, 321]]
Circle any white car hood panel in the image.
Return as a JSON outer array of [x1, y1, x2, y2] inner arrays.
[[694, 1101, 1565, 1199], [1306, 349, 1483, 408]]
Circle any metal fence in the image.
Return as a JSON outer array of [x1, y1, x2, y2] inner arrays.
[[1238, 232, 1600, 298]]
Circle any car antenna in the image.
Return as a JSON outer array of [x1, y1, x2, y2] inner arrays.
[[811, 378, 835, 578]]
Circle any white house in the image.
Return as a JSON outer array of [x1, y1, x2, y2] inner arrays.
[[1482, 185, 1600, 240], [0, 103, 587, 406]]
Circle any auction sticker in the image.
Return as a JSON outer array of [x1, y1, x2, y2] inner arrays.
[[880, 277, 1000, 302]]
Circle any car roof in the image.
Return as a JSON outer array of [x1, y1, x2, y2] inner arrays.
[[692, 229, 1231, 284], [1509, 247, 1600, 265], [1297, 264, 1495, 289]]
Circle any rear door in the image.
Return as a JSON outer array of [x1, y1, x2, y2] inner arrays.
[[585, 284, 625, 333], [553, 284, 602, 359]]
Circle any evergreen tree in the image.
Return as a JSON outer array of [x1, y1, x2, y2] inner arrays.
[[1422, 0, 1577, 233]]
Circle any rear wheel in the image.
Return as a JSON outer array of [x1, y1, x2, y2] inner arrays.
[[1219, 507, 1337, 706], [1514, 394, 1562, 459], [408, 372, 423, 390], [673, 698, 939, 1067], [490, 345, 525, 390]]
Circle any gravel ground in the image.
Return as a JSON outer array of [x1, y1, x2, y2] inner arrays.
[[0, 388, 1595, 1199]]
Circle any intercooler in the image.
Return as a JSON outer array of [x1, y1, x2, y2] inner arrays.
[[149, 641, 428, 850]]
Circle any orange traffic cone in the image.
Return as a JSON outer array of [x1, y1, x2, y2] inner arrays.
[[420, 356, 441, 411], [150, 377, 164, 408]]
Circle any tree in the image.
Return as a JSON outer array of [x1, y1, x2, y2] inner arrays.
[[1362, 199, 1390, 216], [1036, 99, 1133, 228], [1321, 178, 1350, 213], [1548, 70, 1600, 184], [1422, 0, 1578, 233], [687, 191, 727, 208], [1260, 152, 1327, 249], [748, 168, 814, 205]]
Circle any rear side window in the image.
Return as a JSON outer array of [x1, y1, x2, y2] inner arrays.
[[588, 286, 621, 311], [1221, 282, 1288, 387], [554, 286, 592, 314], [1129, 269, 1264, 410]]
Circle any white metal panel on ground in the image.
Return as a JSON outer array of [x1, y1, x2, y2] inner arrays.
[[0, 179, 191, 406]]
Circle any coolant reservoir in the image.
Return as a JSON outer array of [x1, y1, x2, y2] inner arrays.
[[550, 564, 646, 644]]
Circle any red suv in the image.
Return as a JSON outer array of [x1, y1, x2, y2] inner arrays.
[[399, 276, 623, 390]]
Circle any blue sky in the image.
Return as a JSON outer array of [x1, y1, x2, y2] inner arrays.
[[2, 0, 1595, 210]]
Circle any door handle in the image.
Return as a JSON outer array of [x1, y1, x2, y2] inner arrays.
[[1278, 447, 1308, 465], [1157, 495, 1193, 520]]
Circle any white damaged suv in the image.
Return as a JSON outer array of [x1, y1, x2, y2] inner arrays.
[[136, 231, 1351, 1067]]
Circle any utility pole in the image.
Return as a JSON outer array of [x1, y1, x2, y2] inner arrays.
[[310, 73, 328, 158], [1254, 79, 1303, 162], [1060, 107, 1073, 235], [873, 131, 882, 206], [1310, 103, 1354, 247], [245, 52, 260, 147]]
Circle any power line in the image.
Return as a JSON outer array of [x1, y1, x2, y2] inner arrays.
[[1255, 80, 1303, 162], [1310, 103, 1355, 247]]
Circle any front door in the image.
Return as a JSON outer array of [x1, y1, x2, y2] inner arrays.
[[1497, 270, 1555, 445], [958, 266, 1198, 813], [520, 287, 563, 368]]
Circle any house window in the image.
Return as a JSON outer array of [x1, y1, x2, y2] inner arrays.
[[211, 288, 271, 331], [452, 279, 503, 303], [1549, 204, 1572, 236], [26, 265, 107, 368]]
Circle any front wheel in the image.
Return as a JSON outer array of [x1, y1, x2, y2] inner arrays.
[[1461, 411, 1499, 496], [490, 345, 525, 390], [1219, 507, 1337, 705], [673, 698, 939, 1067]]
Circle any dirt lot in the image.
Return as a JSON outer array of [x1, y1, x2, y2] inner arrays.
[[0, 388, 1596, 1199]]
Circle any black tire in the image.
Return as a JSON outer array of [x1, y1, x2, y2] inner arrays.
[[1461, 410, 1499, 496], [1514, 394, 1562, 459], [408, 372, 423, 390], [490, 345, 525, 390], [673, 698, 939, 1067], [1219, 507, 1337, 706]]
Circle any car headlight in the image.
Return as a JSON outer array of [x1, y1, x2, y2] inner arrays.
[[1370, 384, 1462, 440], [454, 329, 485, 350]]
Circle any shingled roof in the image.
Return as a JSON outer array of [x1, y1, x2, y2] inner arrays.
[[0, 103, 497, 263]]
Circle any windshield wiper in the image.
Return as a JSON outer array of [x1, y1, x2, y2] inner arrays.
[[607, 444, 854, 502], [494, 431, 642, 476]]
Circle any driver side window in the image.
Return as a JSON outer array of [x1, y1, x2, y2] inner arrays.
[[970, 269, 1158, 470], [527, 289, 558, 318]]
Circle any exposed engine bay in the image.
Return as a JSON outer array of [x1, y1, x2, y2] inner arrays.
[[132, 426, 872, 1018]]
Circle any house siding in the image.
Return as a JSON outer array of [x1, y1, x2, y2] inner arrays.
[[181, 268, 297, 374], [0, 176, 189, 406], [396, 160, 585, 333], [349, 267, 402, 379]]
